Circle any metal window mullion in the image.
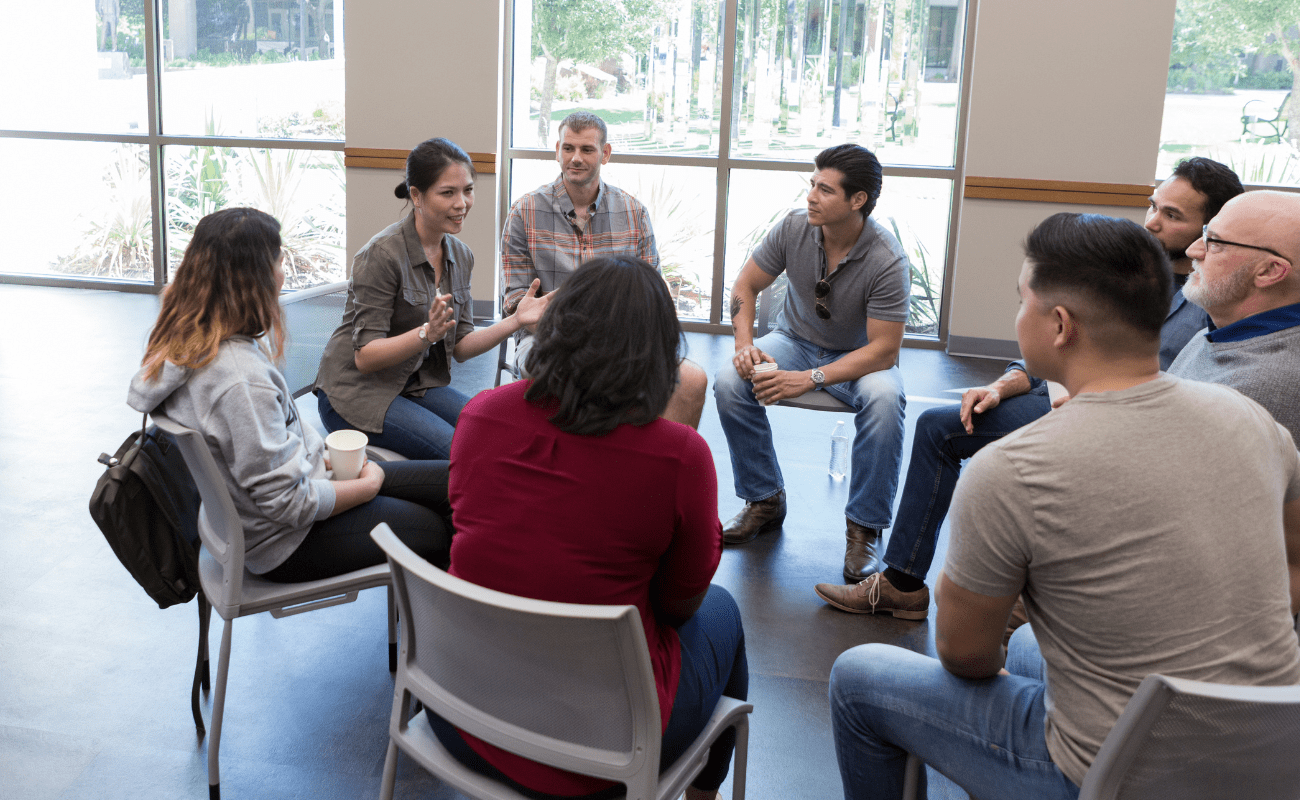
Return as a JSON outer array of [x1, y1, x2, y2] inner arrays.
[[711, 0, 741, 325], [144, 0, 166, 289], [497, 0, 518, 314], [937, 0, 981, 346]]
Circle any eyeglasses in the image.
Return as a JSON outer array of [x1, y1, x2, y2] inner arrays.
[[814, 279, 832, 320], [1201, 226, 1287, 260]]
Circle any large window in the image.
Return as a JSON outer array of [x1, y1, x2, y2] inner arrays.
[[0, 0, 345, 290], [504, 0, 969, 339], [1159, 0, 1300, 184]]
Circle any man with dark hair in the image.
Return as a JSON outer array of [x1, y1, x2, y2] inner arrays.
[[714, 144, 911, 583], [501, 111, 708, 427], [815, 158, 1242, 618], [828, 212, 1300, 800]]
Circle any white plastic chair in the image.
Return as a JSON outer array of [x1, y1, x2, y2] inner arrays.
[[153, 413, 396, 800], [278, 281, 409, 463], [901, 673, 1300, 800], [370, 523, 753, 800]]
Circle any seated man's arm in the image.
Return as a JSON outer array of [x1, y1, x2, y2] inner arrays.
[[935, 571, 1019, 679], [751, 316, 902, 405], [959, 366, 1034, 434], [730, 258, 780, 374], [1285, 495, 1300, 615]]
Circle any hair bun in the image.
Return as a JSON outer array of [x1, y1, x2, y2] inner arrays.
[[394, 182, 410, 200]]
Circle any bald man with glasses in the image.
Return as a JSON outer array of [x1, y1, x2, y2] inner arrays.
[[1167, 190, 1300, 441]]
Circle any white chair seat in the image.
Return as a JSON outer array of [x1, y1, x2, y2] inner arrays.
[[777, 390, 854, 412], [198, 549, 390, 620]]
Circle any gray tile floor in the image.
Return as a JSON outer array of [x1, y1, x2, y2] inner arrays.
[[0, 284, 1007, 800]]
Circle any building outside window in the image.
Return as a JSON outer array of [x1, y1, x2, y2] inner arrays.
[[1159, 0, 1300, 185], [503, 0, 972, 340], [0, 0, 346, 291]]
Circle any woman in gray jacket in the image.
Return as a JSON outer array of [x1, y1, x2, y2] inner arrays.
[[128, 207, 451, 581]]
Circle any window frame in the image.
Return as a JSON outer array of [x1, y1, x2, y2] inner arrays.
[[497, 0, 979, 345], [0, 0, 344, 294]]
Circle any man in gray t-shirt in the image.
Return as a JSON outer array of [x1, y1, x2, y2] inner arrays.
[[828, 212, 1300, 800], [714, 144, 911, 584]]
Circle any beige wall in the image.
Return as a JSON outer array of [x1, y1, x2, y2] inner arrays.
[[343, 0, 1181, 346], [949, 0, 1178, 349], [344, 0, 501, 302]]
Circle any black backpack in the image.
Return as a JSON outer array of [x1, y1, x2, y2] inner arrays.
[[89, 413, 203, 609]]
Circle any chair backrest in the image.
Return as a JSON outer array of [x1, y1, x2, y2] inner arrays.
[[1078, 673, 1300, 800], [278, 280, 349, 398], [372, 524, 663, 798], [151, 413, 248, 612]]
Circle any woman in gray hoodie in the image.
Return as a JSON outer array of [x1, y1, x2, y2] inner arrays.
[[128, 207, 452, 581]]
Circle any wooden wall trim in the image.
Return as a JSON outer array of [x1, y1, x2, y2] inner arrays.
[[343, 147, 497, 174], [964, 176, 1153, 208]]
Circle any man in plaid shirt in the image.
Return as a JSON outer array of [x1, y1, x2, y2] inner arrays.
[[501, 111, 707, 427]]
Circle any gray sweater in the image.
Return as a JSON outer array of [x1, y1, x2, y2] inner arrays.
[[1168, 324, 1300, 443], [128, 337, 336, 574]]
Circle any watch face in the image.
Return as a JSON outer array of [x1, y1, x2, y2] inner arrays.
[[812, 369, 825, 384]]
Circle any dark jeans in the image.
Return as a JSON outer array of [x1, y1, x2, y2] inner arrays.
[[317, 386, 469, 461], [264, 460, 453, 582], [883, 389, 1051, 580], [427, 584, 749, 798]]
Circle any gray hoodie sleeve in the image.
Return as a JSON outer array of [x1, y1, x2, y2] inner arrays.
[[203, 376, 336, 530]]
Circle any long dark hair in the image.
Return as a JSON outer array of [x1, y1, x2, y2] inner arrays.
[[143, 207, 284, 379], [524, 256, 682, 436]]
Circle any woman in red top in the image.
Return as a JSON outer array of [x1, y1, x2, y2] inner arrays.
[[439, 255, 748, 800]]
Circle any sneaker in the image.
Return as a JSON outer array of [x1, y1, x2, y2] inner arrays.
[[814, 572, 929, 620]]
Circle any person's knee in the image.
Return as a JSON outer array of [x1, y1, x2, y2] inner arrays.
[[677, 359, 708, 407], [712, 362, 753, 409], [392, 509, 451, 568], [830, 643, 894, 693], [915, 405, 964, 447]]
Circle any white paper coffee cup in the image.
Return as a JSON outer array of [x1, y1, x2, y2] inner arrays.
[[325, 429, 369, 481], [751, 361, 778, 405]]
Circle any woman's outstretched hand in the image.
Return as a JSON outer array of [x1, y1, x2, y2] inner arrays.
[[514, 279, 551, 330]]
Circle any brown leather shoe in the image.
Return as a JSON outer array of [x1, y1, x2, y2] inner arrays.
[[843, 520, 881, 582], [722, 490, 786, 545], [814, 572, 930, 620]]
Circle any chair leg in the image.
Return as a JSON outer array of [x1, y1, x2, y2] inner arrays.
[[192, 596, 210, 737], [730, 717, 749, 800], [207, 618, 234, 800], [379, 739, 399, 800], [199, 595, 211, 691], [901, 753, 922, 800], [387, 583, 397, 673]]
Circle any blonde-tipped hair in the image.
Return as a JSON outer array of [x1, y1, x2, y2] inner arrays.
[[142, 207, 285, 380]]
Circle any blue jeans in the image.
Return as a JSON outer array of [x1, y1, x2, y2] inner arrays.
[[317, 386, 469, 461], [426, 585, 749, 798], [829, 627, 1078, 800], [883, 389, 1050, 579], [714, 330, 906, 528]]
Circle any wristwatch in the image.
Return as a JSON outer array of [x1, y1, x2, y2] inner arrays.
[[811, 368, 826, 387], [417, 323, 430, 343]]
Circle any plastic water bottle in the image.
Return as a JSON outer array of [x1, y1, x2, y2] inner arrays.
[[829, 420, 849, 479]]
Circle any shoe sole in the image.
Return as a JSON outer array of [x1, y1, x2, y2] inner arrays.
[[814, 585, 928, 620], [722, 516, 785, 545]]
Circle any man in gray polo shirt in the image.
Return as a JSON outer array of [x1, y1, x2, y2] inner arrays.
[[715, 144, 911, 583]]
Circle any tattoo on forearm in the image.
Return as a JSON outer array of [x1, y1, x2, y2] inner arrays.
[[730, 294, 743, 319]]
